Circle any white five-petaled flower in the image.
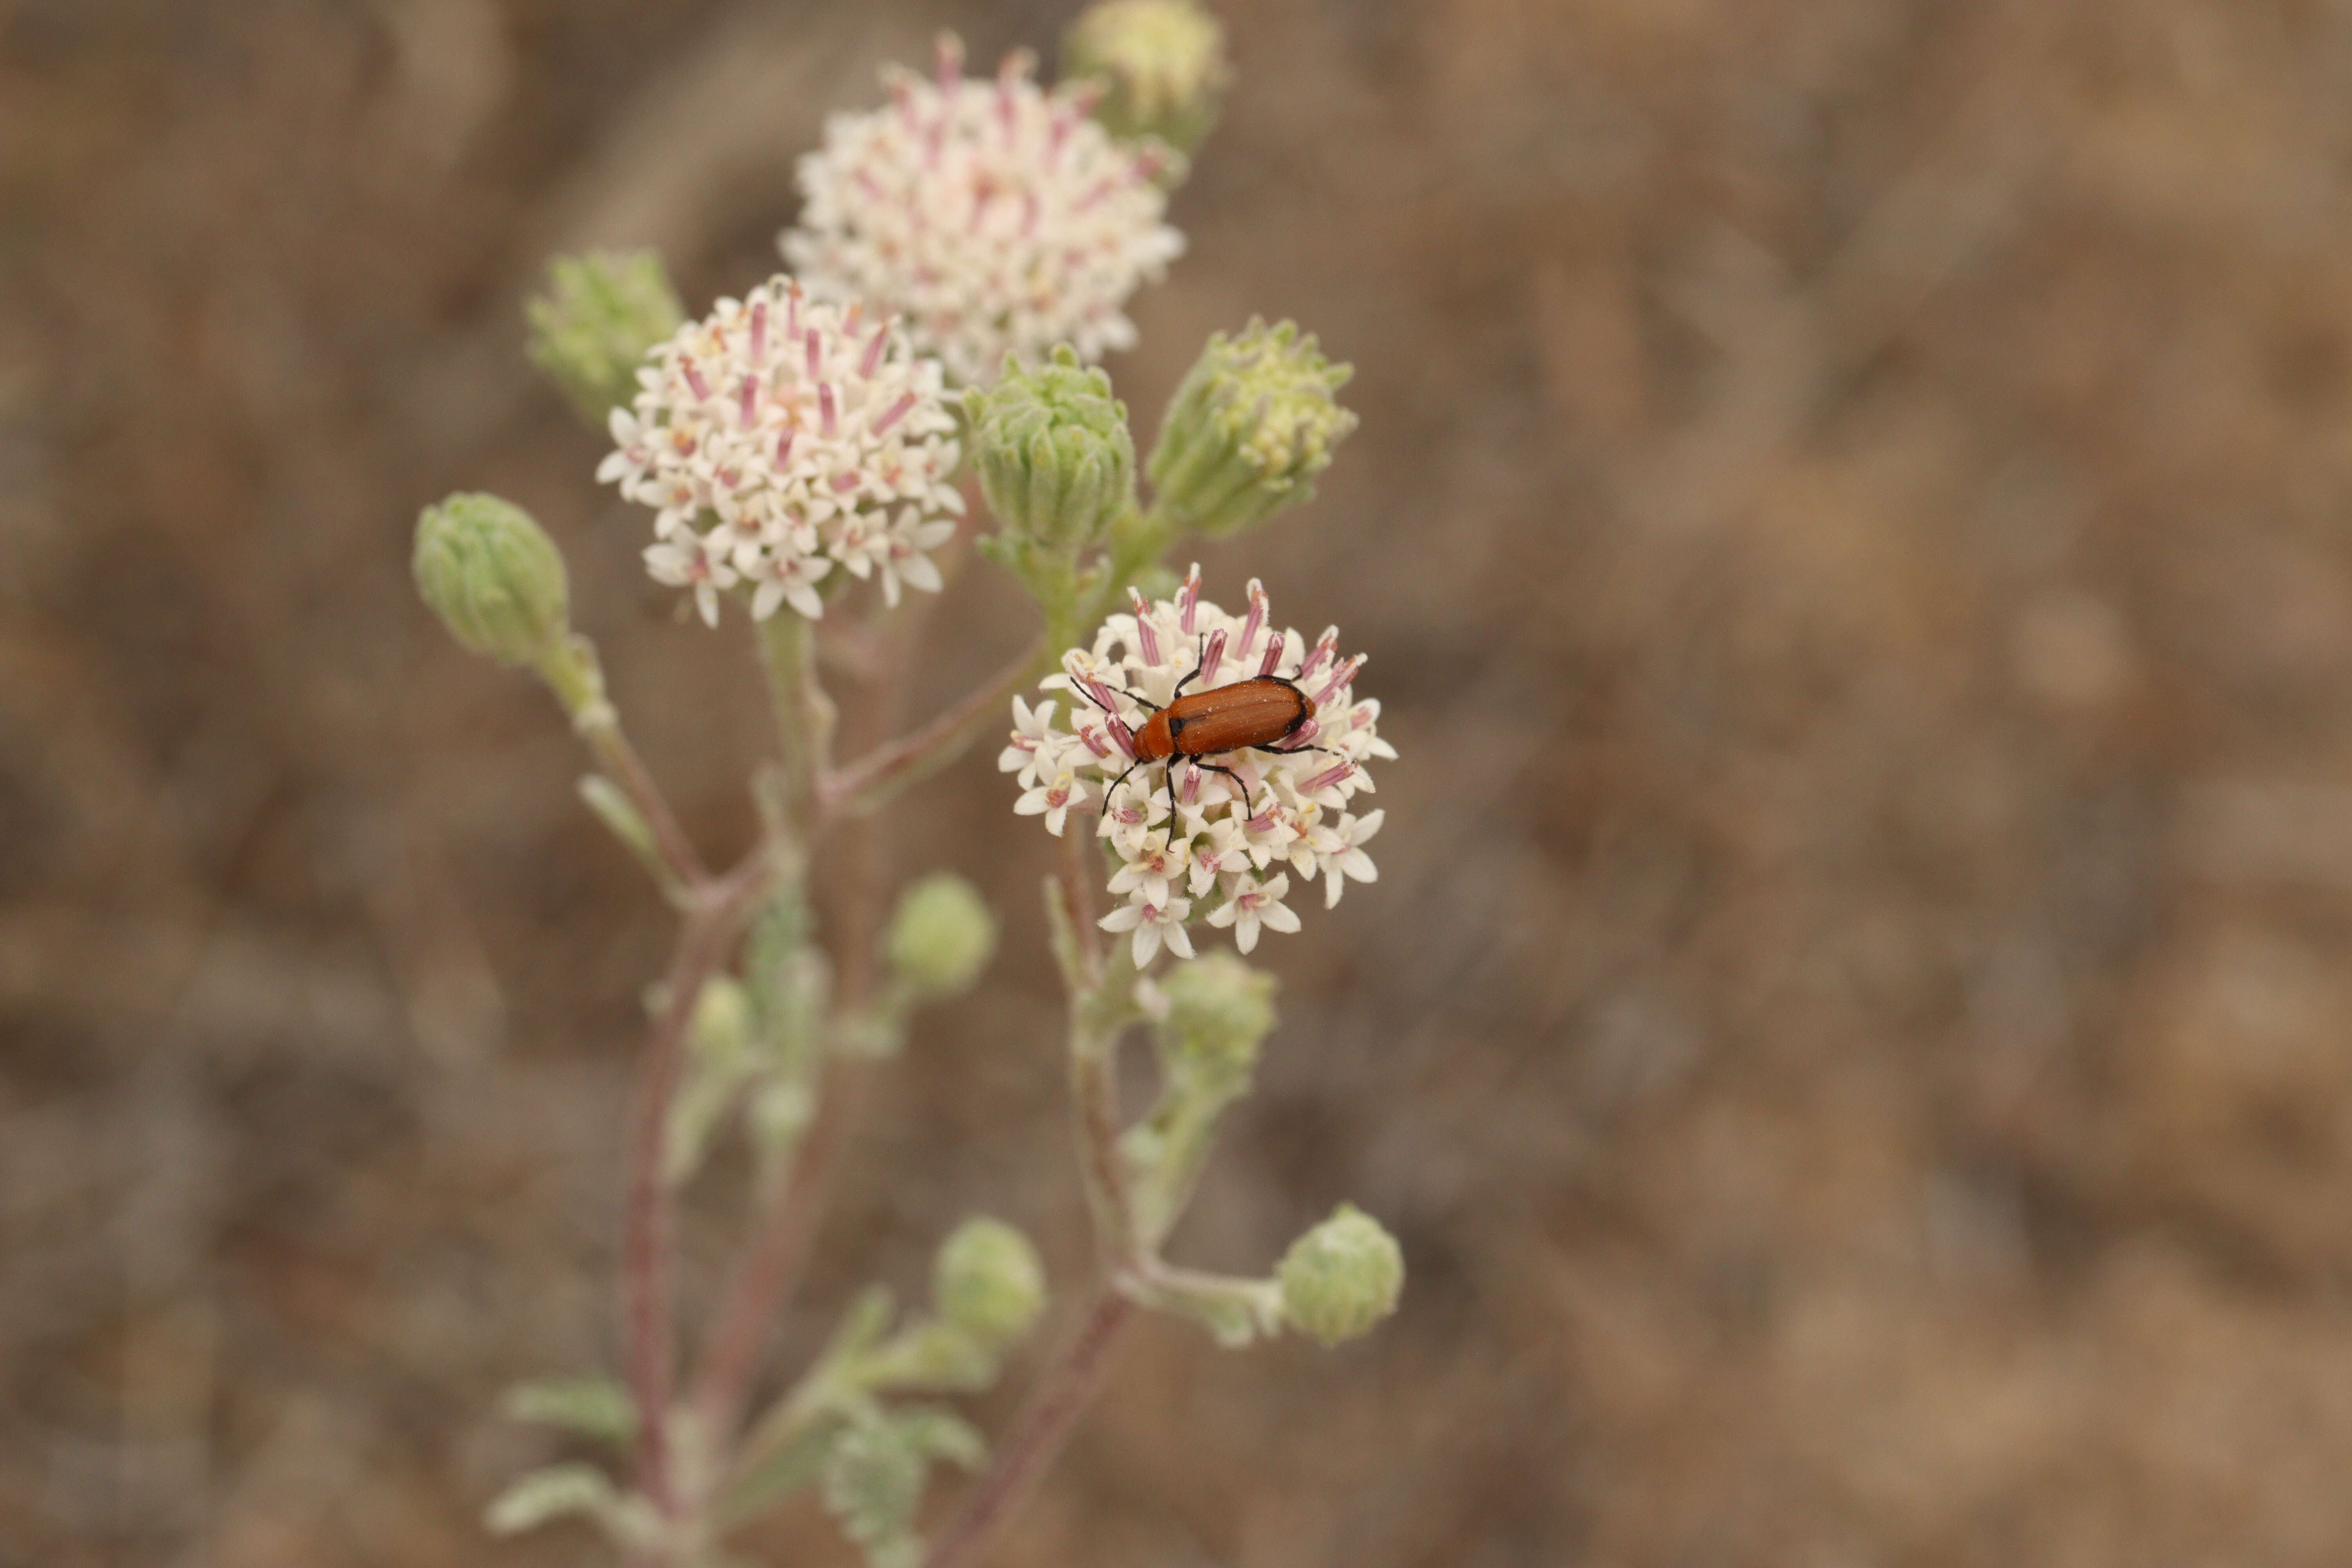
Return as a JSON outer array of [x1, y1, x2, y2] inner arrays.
[[598, 274, 963, 625], [1207, 871, 1299, 954], [782, 36, 1185, 386], [1006, 569, 1394, 965]]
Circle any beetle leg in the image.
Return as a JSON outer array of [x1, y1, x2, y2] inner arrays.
[[1258, 742, 1343, 760], [1192, 760, 1252, 813], [1171, 634, 1208, 699]]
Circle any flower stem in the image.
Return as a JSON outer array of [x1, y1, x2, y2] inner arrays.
[[756, 614, 836, 827], [579, 710, 711, 893], [917, 1287, 1137, 1568], [687, 1051, 871, 1444], [916, 831, 1143, 1568], [622, 854, 779, 1527], [821, 638, 1049, 818], [539, 632, 711, 893]]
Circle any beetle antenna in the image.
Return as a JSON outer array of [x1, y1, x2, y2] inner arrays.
[[1101, 756, 1147, 813], [1172, 634, 1208, 700]]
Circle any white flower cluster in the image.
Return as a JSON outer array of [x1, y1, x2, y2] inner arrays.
[[598, 275, 963, 624], [1004, 570, 1393, 965], [783, 38, 1185, 387]]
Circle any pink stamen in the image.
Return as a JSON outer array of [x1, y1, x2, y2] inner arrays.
[[1247, 809, 1278, 833], [872, 391, 917, 435], [1106, 717, 1136, 758], [1239, 579, 1267, 659], [1074, 177, 1115, 212], [738, 376, 757, 429], [786, 284, 801, 338], [831, 471, 861, 493], [819, 383, 837, 438], [806, 330, 822, 381], [681, 358, 710, 401], [1201, 628, 1227, 685], [860, 322, 890, 379], [1302, 761, 1354, 794], [1076, 725, 1110, 759], [1287, 718, 1321, 748], [1179, 563, 1201, 633], [1259, 632, 1286, 677], [1314, 656, 1362, 707], [775, 428, 795, 466], [1181, 764, 1201, 804], [1128, 588, 1161, 663], [1298, 628, 1338, 682], [749, 301, 768, 362], [1020, 190, 1040, 237]]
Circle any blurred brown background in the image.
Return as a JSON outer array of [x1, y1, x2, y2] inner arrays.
[[10, 0, 2352, 1563]]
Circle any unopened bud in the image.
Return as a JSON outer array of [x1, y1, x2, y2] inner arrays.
[[525, 250, 684, 423], [887, 874, 998, 999], [933, 1217, 1046, 1346], [1154, 952, 1275, 1098], [966, 347, 1136, 554], [1278, 1203, 1403, 1345], [1148, 319, 1358, 539], [414, 493, 571, 667], [1063, 0, 1230, 156], [689, 976, 753, 1066]]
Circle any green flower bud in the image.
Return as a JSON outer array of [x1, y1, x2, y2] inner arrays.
[[1154, 953, 1276, 1099], [1063, 0, 1230, 157], [886, 874, 998, 1000], [525, 250, 683, 424], [1278, 1203, 1403, 1346], [965, 347, 1136, 554], [413, 492, 571, 667], [689, 976, 753, 1067], [1147, 319, 1359, 539], [933, 1217, 1047, 1347]]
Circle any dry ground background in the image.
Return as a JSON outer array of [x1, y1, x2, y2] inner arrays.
[[10, 0, 2352, 1563]]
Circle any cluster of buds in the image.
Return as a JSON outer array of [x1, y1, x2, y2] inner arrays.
[[784, 37, 1185, 386], [1150, 318, 1359, 539], [524, 251, 684, 423], [599, 275, 964, 624], [1005, 572, 1392, 966]]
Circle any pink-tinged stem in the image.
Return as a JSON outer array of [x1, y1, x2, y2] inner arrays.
[[622, 857, 773, 1522], [821, 639, 1048, 817], [690, 1053, 871, 1440], [580, 716, 712, 891], [917, 1289, 1138, 1568]]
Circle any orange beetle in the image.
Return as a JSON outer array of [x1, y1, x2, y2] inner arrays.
[[1082, 634, 1335, 820]]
